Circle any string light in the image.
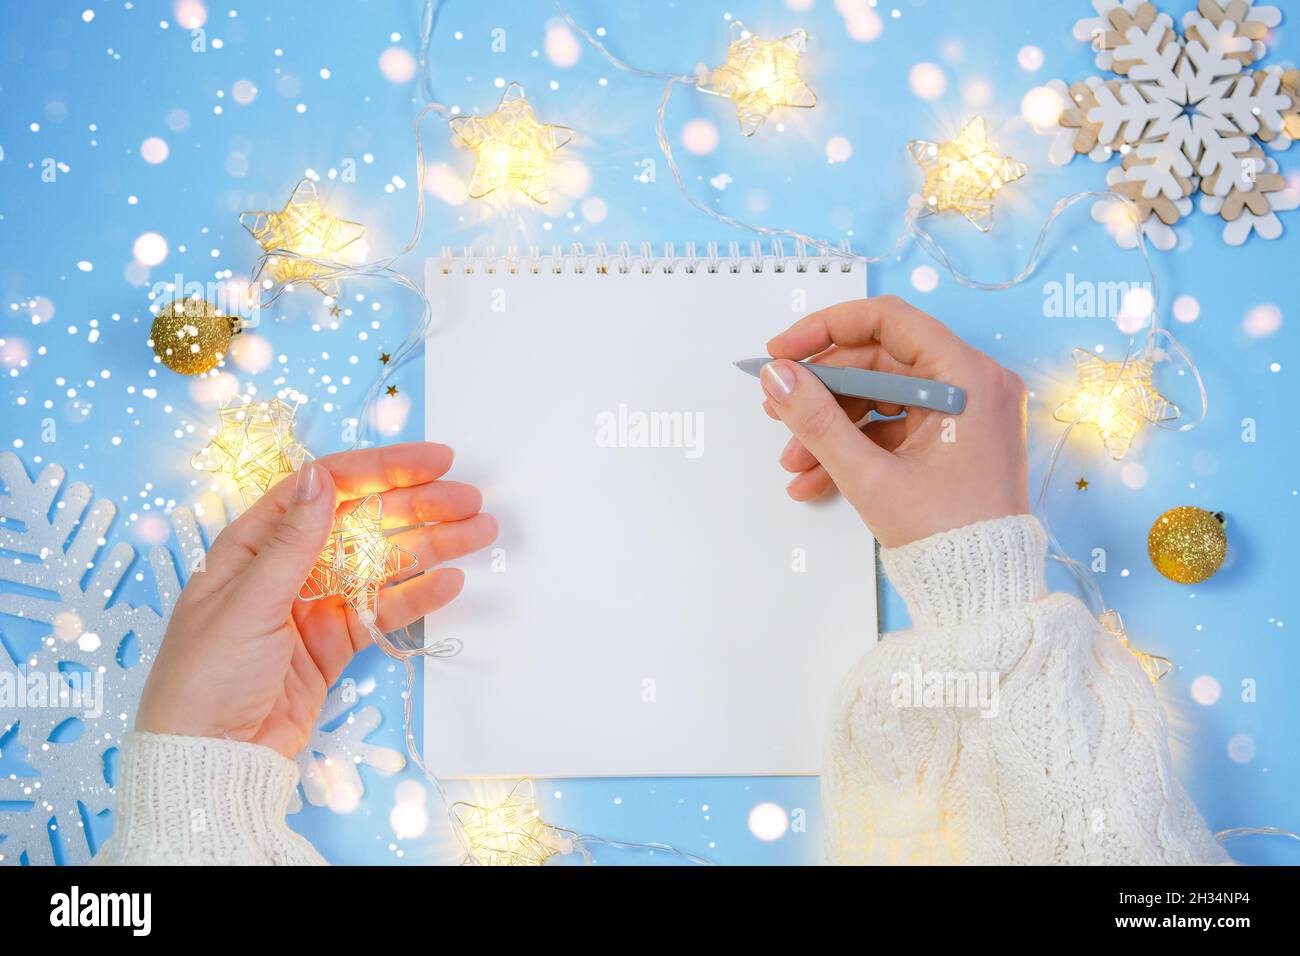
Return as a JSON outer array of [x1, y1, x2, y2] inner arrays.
[[452, 781, 571, 866], [1100, 610, 1172, 683], [697, 22, 816, 135], [298, 494, 418, 621], [215, 0, 1239, 863], [191, 396, 311, 506], [1054, 348, 1179, 460], [449, 82, 573, 204], [240, 179, 366, 296], [908, 117, 1028, 232]]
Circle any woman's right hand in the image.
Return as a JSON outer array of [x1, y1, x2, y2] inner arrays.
[[756, 295, 1031, 549]]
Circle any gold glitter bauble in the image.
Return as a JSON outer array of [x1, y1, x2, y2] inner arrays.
[[149, 299, 240, 375], [1148, 506, 1227, 585]]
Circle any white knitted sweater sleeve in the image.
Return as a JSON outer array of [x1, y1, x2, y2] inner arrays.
[[95, 731, 327, 865], [823, 514, 1230, 865]]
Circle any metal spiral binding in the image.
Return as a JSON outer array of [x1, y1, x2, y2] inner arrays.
[[435, 239, 860, 276]]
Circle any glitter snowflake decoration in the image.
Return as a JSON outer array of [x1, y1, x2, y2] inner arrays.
[[0, 454, 400, 864], [1038, 0, 1300, 248]]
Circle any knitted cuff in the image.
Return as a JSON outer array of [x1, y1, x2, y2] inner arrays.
[[110, 731, 302, 863], [880, 515, 1048, 630]]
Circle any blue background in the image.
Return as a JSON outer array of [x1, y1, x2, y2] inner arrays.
[[1, 0, 1296, 865]]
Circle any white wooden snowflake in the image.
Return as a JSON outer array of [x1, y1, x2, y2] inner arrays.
[[1038, 0, 1300, 247], [0, 453, 401, 864]]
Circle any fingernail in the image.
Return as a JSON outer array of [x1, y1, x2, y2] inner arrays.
[[760, 361, 796, 403], [295, 461, 322, 501]]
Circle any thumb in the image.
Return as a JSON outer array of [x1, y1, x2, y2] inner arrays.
[[759, 360, 892, 497], [239, 460, 337, 617]]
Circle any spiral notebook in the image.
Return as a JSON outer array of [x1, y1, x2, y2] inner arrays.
[[423, 242, 877, 778]]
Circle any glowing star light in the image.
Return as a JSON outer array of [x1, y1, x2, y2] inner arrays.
[[698, 21, 816, 136], [240, 180, 365, 296], [192, 396, 311, 505], [298, 494, 417, 620], [452, 780, 570, 867], [908, 117, 1028, 232], [1054, 348, 1179, 460], [449, 83, 572, 205]]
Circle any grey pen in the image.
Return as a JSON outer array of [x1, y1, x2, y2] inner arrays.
[[734, 358, 966, 414]]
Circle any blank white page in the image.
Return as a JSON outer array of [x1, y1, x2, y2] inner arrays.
[[423, 247, 876, 778]]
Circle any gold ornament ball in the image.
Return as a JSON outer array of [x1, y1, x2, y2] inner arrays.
[[149, 299, 240, 375], [1147, 506, 1228, 585]]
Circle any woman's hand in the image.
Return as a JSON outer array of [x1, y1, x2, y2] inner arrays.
[[134, 442, 497, 758], [758, 295, 1029, 548]]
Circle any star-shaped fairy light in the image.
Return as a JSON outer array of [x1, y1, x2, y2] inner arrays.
[[449, 83, 573, 205], [192, 396, 311, 506], [452, 780, 569, 866], [698, 21, 817, 136], [298, 493, 417, 620], [1054, 348, 1179, 460], [240, 180, 365, 296], [908, 116, 1028, 232], [1101, 610, 1171, 683]]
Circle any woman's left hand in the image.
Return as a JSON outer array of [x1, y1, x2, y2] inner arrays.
[[135, 442, 497, 758]]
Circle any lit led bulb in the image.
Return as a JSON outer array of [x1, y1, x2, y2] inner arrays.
[[908, 117, 1028, 232], [298, 494, 417, 619], [452, 780, 569, 866], [1054, 348, 1179, 460], [240, 180, 365, 296], [449, 82, 573, 205], [192, 396, 310, 505], [698, 21, 817, 135]]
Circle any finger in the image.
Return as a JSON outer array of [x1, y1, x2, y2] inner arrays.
[[862, 416, 913, 453], [291, 600, 355, 687], [787, 464, 835, 501], [386, 513, 499, 580], [805, 342, 912, 378], [783, 409, 917, 473], [375, 568, 466, 634], [233, 461, 337, 620], [767, 295, 964, 368], [779, 434, 817, 473], [313, 442, 456, 500], [339, 480, 483, 529], [759, 360, 893, 500]]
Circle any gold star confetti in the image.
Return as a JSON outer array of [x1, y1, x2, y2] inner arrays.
[[240, 180, 365, 297], [329, 303, 342, 317], [1100, 609, 1171, 683], [1054, 348, 1179, 460], [192, 396, 311, 506], [298, 493, 417, 620], [908, 117, 1027, 232], [379, 352, 391, 365], [452, 780, 567, 866], [449, 83, 572, 205], [698, 22, 816, 136], [385, 384, 399, 397], [1076, 478, 1090, 491]]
